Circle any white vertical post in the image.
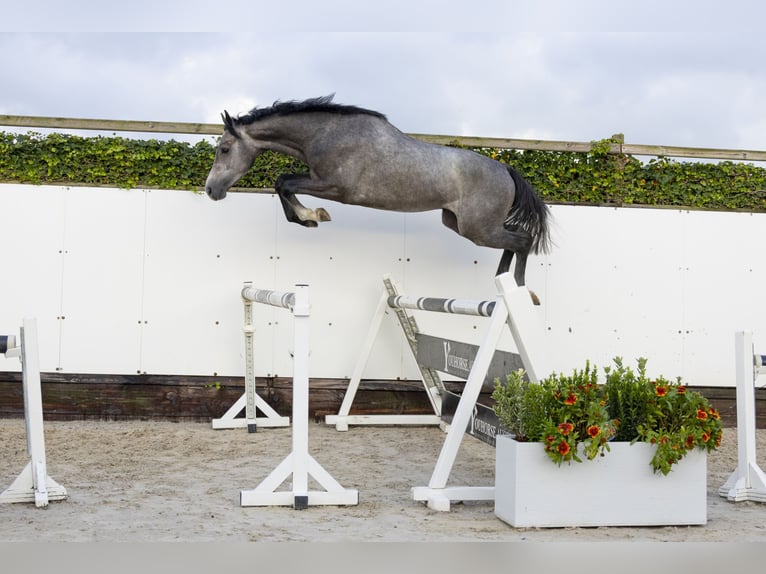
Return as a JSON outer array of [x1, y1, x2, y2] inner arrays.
[[291, 284, 311, 509], [719, 331, 766, 502], [243, 282, 257, 433], [495, 273, 550, 383], [1, 318, 67, 507]]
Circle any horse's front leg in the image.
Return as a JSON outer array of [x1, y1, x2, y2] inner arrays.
[[275, 174, 332, 227]]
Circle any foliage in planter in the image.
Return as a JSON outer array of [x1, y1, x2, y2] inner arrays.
[[603, 357, 723, 475], [491, 363, 616, 465], [1, 131, 766, 213], [493, 358, 723, 474]]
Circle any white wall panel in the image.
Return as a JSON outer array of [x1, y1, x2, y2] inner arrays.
[[543, 206, 686, 378], [681, 210, 766, 386], [140, 190, 277, 376], [0, 185, 66, 372], [57, 187, 146, 373]]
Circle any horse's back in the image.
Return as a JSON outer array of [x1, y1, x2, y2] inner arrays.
[[307, 113, 513, 212]]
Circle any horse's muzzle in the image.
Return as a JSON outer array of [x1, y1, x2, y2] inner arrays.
[[205, 186, 227, 201]]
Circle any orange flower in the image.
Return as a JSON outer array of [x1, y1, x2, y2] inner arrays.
[[564, 392, 577, 405], [676, 386, 687, 394], [557, 441, 571, 456], [708, 408, 720, 420], [696, 409, 708, 420], [654, 384, 668, 397], [587, 425, 601, 438], [702, 432, 710, 443], [557, 422, 574, 435], [545, 434, 556, 444], [686, 435, 695, 448]]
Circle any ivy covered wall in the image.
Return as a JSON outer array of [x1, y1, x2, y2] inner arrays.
[[2, 131, 765, 211]]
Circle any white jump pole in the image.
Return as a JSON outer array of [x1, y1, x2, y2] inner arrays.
[[239, 284, 358, 509], [719, 330, 766, 502], [0, 317, 67, 507]]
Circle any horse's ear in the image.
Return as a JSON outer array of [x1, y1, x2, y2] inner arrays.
[[222, 110, 241, 138]]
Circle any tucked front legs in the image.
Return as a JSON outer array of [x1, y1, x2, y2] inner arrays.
[[275, 174, 333, 227]]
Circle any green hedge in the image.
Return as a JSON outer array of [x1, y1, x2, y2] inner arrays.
[[2, 131, 765, 212]]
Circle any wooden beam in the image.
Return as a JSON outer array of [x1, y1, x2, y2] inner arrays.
[[0, 371, 760, 427], [0, 115, 221, 136], [2, 114, 765, 162]]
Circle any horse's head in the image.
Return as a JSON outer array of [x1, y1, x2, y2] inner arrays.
[[205, 111, 260, 201]]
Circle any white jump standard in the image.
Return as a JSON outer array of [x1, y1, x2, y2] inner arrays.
[[328, 271, 548, 511], [719, 331, 766, 503], [238, 283, 358, 509], [211, 284, 290, 431], [1, 318, 67, 508]]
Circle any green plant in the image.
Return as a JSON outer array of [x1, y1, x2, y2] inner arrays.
[[493, 358, 723, 474], [492, 363, 616, 465]]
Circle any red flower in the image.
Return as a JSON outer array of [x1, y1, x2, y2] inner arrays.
[[676, 386, 687, 394], [702, 432, 710, 443], [557, 422, 574, 435], [564, 392, 577, 405], [696, 409, 708, 420], [557, 441, 571, 456], [709, 408, 720, 420], [686, 435, 695, 448], [654, 384, 668, 397], [545, 434, 556, 444], [587, 425, 601, 438]]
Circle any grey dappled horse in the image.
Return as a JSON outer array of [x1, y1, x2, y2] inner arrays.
[[205, 96, 551, 292]]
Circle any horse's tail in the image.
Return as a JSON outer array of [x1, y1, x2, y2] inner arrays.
[[505, 165, 552, 255]]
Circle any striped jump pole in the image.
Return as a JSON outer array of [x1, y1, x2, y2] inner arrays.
[[719, 331, 766, 503], [1, 318, 67, 508], [386, 295, 496, 317], [238, 283, 358, 509]]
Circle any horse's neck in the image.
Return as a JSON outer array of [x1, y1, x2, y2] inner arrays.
[[243, 115, 315, 160]]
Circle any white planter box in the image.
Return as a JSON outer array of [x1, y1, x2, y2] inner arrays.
[[494, 434, 707, 527]]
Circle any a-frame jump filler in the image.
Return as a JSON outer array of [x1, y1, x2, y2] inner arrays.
[[325, 271, 551, 511]]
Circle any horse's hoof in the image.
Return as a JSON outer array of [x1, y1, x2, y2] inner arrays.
[[529, 290, 541, 306], [316, 208, 331, 222]]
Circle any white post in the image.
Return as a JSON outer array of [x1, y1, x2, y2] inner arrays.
[[1, 318, 67, 507], [719, 331, 766, 502], [291, 284, 311, 508], [495, 273, 551, 383]]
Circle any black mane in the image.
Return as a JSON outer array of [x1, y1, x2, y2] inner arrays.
[[234, 95, 387, 125]]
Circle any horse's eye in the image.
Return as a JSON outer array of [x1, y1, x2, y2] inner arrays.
[[220, 146, 230, 154]]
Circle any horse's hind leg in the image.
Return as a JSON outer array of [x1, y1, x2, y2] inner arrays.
[[275, 174, 332, 227], [496, 249, 514, 275]]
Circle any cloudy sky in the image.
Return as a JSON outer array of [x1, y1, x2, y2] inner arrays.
[[2, 1, 765, 152]]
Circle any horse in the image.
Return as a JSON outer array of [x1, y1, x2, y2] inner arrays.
[[205, 95, 551, 295]]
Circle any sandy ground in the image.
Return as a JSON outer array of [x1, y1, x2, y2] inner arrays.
[[1, 418, 766, 543]]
